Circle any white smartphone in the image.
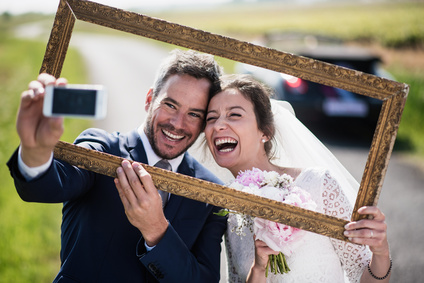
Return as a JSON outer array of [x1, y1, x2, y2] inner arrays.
[[43, 84, 107, 119]]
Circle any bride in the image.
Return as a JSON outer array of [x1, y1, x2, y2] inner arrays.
[[201, 74, 392, 283]]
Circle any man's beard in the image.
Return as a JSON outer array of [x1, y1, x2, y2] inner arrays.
[[144, 119, 196, 160]]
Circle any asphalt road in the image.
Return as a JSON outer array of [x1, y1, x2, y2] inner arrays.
[[66, 33, 424, 283]]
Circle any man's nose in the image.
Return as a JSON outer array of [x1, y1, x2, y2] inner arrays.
[[170, 112, 186, 129]]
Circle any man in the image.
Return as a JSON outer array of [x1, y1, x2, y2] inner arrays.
[[7, 50, 226, 282]]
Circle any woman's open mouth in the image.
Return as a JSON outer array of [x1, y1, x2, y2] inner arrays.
[[215, 137, 238, 152]]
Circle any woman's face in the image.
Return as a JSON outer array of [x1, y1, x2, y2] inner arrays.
[[205, 88, 268, 175]]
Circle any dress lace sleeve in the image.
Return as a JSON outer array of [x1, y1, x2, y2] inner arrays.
[[320, 169, 372, 283]]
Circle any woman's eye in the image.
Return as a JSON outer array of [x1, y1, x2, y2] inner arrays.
[[206, 116, 217, 122], [230, 113, 241, 117]]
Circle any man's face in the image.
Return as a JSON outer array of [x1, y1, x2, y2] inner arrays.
[[144, 74, 211, 159]]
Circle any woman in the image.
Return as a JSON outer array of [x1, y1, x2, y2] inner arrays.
[[203, 74, 392, 283]]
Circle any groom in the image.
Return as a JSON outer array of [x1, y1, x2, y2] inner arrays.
[[7, 50, 226, 282]]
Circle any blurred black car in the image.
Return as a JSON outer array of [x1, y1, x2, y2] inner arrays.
[[236, 33, 394, 126]]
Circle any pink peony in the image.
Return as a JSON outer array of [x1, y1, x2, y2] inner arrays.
[[235, 167, 264, 187], [254, 217, 306, 256]]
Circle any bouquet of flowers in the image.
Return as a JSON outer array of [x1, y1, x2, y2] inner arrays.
[[217, 168, 317, 277]]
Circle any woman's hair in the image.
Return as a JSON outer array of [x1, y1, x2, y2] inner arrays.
[[152, 49, 222, 100], [215, 74, 276, 158]]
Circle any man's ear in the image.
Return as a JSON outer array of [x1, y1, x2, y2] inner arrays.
[[145, 88, 153, 111]]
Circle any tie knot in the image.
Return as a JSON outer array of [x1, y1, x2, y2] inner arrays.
[[154, 159, 172, 171]]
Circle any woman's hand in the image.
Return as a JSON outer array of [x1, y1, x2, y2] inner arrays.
[[345, 207, 392, 282], [344, 206, 390, 257], [246, 236, 280, 283]]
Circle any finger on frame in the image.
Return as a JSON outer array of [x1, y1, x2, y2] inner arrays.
[[37, 73, 56, 86], [56, 77, 68, 86], [115, 165, 138, 203], [114, 177, 130, 208], [358, 206, 385, 221], [132, 162, 157, 195], [121, 160, 149, 200]]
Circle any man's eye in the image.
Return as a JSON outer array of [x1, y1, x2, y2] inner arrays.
[[189, 112, 202, 119], [165, 102, 176, 109]]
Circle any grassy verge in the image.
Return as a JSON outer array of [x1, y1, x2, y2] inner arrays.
[[0, 31, 90, 282], [389, 67, 424, 155]]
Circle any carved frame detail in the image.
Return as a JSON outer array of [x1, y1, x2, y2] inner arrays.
[[41, 0, 409, 241]]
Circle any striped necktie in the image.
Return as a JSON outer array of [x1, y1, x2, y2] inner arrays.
[[154, 159, 172, 208]]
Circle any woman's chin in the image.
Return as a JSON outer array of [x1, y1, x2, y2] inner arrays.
[[215, 158, 235, 171]]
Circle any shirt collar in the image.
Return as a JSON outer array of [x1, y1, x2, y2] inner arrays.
[[138, 126, 184, 172]]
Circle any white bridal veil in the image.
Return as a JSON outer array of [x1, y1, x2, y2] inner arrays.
[[269, 99, 359, 207]]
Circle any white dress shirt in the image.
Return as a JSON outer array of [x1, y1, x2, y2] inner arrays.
[[18, 127, 184, 180]]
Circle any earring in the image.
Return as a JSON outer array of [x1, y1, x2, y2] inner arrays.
[[262, 139, 266, 143]]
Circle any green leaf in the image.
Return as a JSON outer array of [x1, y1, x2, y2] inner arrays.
[[213, 209, 230, 217]]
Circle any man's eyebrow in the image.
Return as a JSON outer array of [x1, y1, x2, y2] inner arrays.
[[162, 97, 180, 107], [164, 97, 206, 114]]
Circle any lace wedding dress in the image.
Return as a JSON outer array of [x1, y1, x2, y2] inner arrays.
[[225, 167, 372, 283]]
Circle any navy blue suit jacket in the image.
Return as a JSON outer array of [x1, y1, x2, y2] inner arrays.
[[7, 128, 227, 283]]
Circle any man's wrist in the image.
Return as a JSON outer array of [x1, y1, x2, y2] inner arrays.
[[145, 241, 156, 252], [143, 220, 169, 247], [18, 146, 53, 181], [20, 145, 54, 168]]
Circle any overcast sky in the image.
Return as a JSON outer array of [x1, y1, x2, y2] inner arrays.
[[0, 0, 231, 15]]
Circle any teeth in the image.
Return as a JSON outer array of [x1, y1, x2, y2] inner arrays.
[[163, 129, 184, 140], [215, 138, 237, 146], [219, 148, 234, 152]]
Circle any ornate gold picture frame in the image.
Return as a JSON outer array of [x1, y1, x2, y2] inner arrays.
[[42, 0, 409, 242]]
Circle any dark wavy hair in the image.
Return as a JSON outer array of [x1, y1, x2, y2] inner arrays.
[[152, 49, 223, 101]]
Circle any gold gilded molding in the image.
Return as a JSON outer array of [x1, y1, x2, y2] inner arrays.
[[40, 0, 409, 240], [40, 0, 75, 77], [54, 140, 349, 241], [352, 92, 408, 220]]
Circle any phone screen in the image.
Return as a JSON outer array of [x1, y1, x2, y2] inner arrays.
[[52, 88, 97, 115]]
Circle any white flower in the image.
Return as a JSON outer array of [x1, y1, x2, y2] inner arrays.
[[262, 171, 280, 187]]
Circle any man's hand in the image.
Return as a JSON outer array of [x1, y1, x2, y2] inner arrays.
[[115, 160, 169, 247], [18, 73, 67, 167]]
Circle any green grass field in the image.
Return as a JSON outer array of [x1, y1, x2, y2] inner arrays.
[[0, 1, 423, 281], [0, 24, 91, 282]]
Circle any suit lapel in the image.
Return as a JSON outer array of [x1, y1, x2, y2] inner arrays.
[[125, 130, 148, 164]]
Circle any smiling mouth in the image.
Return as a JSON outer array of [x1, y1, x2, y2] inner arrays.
[[215, 138, 238, 152], [163, 129, 185, 141]]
